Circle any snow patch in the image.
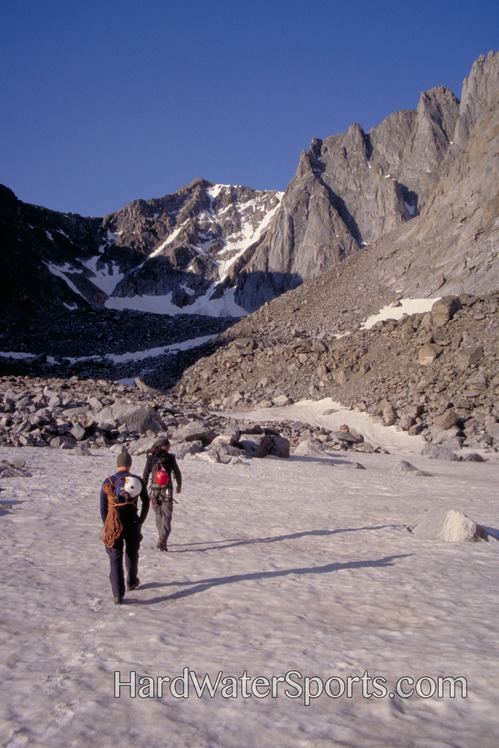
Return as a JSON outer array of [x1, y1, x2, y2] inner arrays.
[[69, 333, 218, 365], [234, 398, 427, 456], [361, 298, 438, 330], [0, 351, 36, 360], [0, 334, 219, 367], [149, 226, 185, 257], [404, 201, 417, 217], [83, 257, 125, 295], [105, 286, 246, 318]]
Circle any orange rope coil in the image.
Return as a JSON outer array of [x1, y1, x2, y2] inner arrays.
[[99, 480, 137, 548]]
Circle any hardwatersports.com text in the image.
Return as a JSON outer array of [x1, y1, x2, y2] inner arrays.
[[114, 668, 468, 706]]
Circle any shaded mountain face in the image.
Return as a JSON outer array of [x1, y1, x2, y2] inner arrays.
[[0, 180, 282, 319], [0, 52, 497, 321]]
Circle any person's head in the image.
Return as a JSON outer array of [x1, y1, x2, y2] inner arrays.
[[152, 437, 170, 454], [116, 452, 132, 470]]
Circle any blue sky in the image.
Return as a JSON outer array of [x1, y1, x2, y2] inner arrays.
[[1, 0, 497, 217]]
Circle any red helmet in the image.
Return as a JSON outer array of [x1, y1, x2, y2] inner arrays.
[[154, 469, 169, 486]]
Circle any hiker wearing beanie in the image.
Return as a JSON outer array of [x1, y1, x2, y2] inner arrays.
[[143, 437, 182, 552], [99, 452, 149, 604]]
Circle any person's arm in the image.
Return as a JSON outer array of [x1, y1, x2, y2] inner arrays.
[[172, 456, 182, 493], [142, 455, 152, 486], [100, 481, 109, 523], [138, 479, 150, 524]]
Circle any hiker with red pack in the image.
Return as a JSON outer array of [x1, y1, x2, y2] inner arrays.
[[143, 437, 182, 552]]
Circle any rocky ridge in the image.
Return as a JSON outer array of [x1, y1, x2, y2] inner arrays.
[[0, 181, 282, 318], [171, 292, 499, 453], [167, 55, 499, 455], [0, 52, 497, 459]]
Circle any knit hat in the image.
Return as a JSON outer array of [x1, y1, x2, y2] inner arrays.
[[117, 452, 132, 468], [152, 437, 170, 450]]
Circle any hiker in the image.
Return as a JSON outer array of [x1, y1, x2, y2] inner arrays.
[[143, 437, 182, 552], [99, 452, 149, 604]]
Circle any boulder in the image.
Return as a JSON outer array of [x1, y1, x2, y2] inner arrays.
[[421, 443, 460, 461], [294, 439, 329, 458], [218, 443, 246, 458], [409, 508, 491, 542], [70, 423, 87, 441], [196, 449, 221, 464], [175, 440, 204, 459], [418, 343, 442, 365], [127, 435, 162, 455], [485, 422, 499, 441], [456, 346, 483, 370], [382, 402, 397, 426], [254, 434, 290, 458], [433, 410, 459, 430], [333, 430, 364, 444], [49, 435, 75, 449], [211, 426, 241, 448], [391, 460, 432, 477], [431, 296, 462, 326], [95, 402, 163, 434], [272, 394, 292, 407], [399, 414, 416, 431], [340, 461, 366, 470], [0, 460, 31, 478], [175, 422, 218, 444]]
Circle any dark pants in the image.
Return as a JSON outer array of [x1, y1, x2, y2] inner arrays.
[[106, 521, 142, 599], [153, 493, 173, 545]]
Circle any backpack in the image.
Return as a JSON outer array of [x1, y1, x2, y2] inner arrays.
[[114, 472, 142, 504]]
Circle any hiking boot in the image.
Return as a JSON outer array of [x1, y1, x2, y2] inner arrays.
[[128, 578, 140, 591], [156, 540, 168, 552], [114, 596, 123, 605]]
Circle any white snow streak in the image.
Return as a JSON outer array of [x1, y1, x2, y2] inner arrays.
[[45, 262, 86, 299], [0, 335, 217, 367]]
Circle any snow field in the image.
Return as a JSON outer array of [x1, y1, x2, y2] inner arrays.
[[1, 439, 499, 747]]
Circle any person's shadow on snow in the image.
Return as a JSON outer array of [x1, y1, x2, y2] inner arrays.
[[136, 551, 412, 604], [168, 524, 399, 554]]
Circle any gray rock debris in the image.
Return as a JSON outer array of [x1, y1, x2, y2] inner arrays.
[[0, 376, 385, 462]]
